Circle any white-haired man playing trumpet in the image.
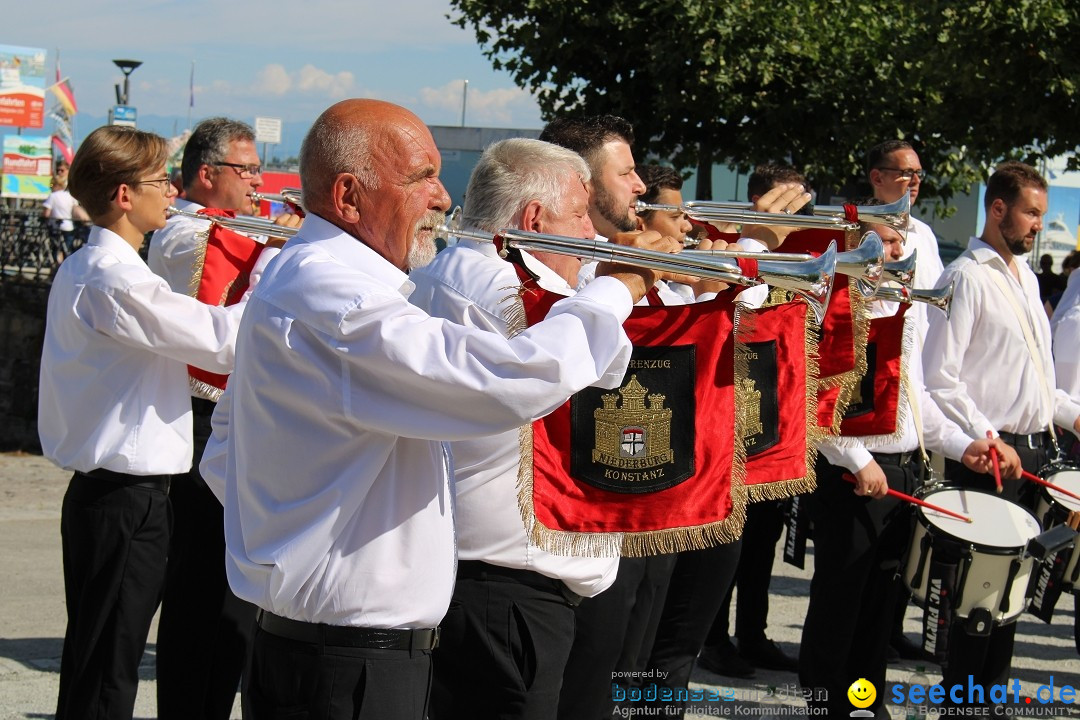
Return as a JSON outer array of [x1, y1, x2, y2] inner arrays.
[[408, 137, 681, 720]]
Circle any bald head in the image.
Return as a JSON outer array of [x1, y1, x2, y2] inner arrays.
[[298, 99, 451, 269]]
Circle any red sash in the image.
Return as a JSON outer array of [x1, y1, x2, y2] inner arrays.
[[513, 267, 745, 557], [737, 295, 821, 501], [838, 302, 910, 439], [187, 209, 263, 400]]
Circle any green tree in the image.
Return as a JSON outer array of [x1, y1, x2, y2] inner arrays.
[[450, 0, 1079, 207]]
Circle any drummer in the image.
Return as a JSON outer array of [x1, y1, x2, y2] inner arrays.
[[799, 207, 1019, 718], [924, 161, 1080, 698]]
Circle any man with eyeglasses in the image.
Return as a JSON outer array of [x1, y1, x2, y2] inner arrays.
[[148, 117, 297, 720]]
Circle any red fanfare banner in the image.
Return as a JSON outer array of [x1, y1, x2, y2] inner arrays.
[[737, 297, 821, 501], [778, 226, 868, 432], [515, 271, 745, 557], [838, 303, 909, 439], [187, 209, 263, 400]]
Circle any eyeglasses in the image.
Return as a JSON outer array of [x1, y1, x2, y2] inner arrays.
[[876, 167, 926, 182], [133, 176, 174, 196], [213, 162, 263, 179]]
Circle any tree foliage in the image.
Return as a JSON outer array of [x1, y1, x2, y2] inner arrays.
[[450, 0, 1080, 206]]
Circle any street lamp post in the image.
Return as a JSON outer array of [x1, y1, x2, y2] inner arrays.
[[112, 59, 142, 106]]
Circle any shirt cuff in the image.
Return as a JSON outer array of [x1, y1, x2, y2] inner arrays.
[[574, 275, 635, 322]]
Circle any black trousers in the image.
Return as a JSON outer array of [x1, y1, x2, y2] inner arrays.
[[640, 539, 743, 714], [56, 473, 172, 720], [615, 553, 678, 677], [244, 623, 433, 720], [157, 400, 256, 720], [940, 439, 1047, 697], [707, 499, 786, 646], [431, 562, 577, 719], [558, 556, 647, 720], [799, 453, 917, 718]]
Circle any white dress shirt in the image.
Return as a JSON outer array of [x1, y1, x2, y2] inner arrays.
[[1052, 302, 1080, 399], [200, 214, 635, 629], [923, 237, 1080, 440], [408, 239, 621, 598], [38, 226, 246, 475], [818, 299, 974, 473], [904, 216, 945, 340], [43, 190, 77, 232]]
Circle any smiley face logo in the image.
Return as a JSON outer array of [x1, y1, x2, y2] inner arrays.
[[847, 678, 876, 709]]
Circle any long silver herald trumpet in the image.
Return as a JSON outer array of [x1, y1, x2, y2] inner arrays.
[[874, 281, 953, 318], [251, 187, 303, 206], [685, 233, 885, 298], [640, 193, 911, 238], [436, 223, 837, 322], [166, 206, 299, 239]]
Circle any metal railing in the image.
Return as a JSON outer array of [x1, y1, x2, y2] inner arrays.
[[0, 211, 89, 282]]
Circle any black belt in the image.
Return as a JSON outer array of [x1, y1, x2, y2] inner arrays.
[[80, 468, 171, 493], [997, 430, 1052, 450], [869, 450, 918, 467], [456, 560, 584, 607], [256, 610, 439, 651]]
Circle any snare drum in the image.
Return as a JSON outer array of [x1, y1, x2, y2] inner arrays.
[[903, 487, 1041, 626], [1033, 464, 1080, 592]]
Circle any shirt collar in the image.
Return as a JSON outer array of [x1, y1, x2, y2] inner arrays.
[[294, 213, 413, 296], [88, 225, 150, 265], [456, 236, 575, 294], [967, 236, 1012, 270]]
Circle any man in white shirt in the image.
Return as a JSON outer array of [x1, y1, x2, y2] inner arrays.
[[800, 216, 1016, 718], [148, 117, 296, 720], [200, 99, 673, 720], [867, 139, 945, 340], [924, 161, 1080, 701], [39, 126, 251, 720], [410, 137, 641, 719]]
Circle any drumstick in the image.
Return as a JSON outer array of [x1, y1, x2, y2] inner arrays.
[[842, 474, 972, 523], [1020, 470, 1080, 504], [987, 431, 1003, 493]]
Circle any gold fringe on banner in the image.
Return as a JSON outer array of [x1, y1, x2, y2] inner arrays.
[[187, 226, 210, 298], [739, 297, 823, 503], [188, 376, 223, 402], [831, 314, 914, 449], [517, 296, 748, 558]]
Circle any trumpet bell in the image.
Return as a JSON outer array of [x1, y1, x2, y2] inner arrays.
[[882, 248, 917, 288], [835, 233, 885, 297], [875, 280, 953, 318]]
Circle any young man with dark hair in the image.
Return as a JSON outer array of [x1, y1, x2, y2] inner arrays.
[[924, 161, 1080, 708], [39, 126, 254, 720]]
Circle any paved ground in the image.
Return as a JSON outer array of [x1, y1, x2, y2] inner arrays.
[[0, 451, 1078, 719]]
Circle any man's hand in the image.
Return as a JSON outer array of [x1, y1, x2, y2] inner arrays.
[[960, 437, 1022, 480], [597, 230, 683, 304], [685, 237, 731, 296], [265, 212, 303, 247], [741, 183, 812, 251], [852, 460, 888, 499], [1073, 414, 1080, 437]]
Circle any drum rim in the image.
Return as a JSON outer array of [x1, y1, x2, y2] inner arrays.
[[914, 486, 1039, 555]]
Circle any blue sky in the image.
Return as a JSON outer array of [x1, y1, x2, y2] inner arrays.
[[5, 0, 544, 138]]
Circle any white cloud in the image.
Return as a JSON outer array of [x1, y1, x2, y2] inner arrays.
[[419, 80, 534, 125], [248, 63, 355, 98]]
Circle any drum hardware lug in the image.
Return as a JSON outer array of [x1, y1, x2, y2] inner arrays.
[[999, 557, 1023, 615], [964, 608, 994, 636], [953, 549, 973, 612]]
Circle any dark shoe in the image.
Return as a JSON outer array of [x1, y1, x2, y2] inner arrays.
[[738, 636, 799, 672], [697, 640, 756, 679], [886, 643, 900, 664], [891, 634, 928, 662]]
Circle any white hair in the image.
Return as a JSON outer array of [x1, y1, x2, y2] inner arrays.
[[462, 138, 590, 233]]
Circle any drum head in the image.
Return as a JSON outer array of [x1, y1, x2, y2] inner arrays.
[[1043, 469, 1080, 512], [919, 488, 1040, 549]]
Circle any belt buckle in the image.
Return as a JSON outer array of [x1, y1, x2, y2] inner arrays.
[[1025, 434, 1038, 449]]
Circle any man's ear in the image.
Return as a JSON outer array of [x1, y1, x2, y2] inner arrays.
[[635, 214, 646, 231], [113, 183, 135, 211], [195, 163, 216, 192], [868, 168, 883, 191], [520, 199, 544, 233], [333, 173, 362, 223], [989, 198, 1007, 222]]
